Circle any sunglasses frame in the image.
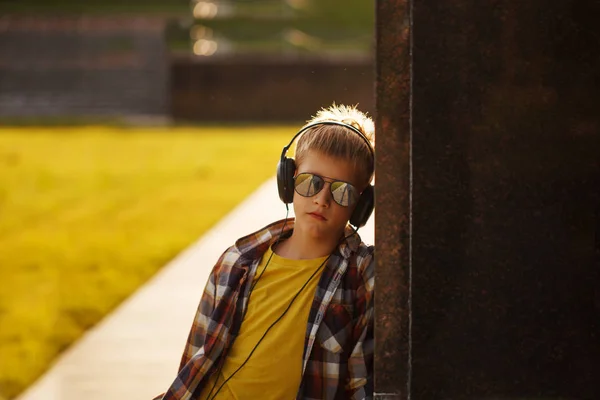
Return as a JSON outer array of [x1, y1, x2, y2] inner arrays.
[[293, 172, 359, 207]]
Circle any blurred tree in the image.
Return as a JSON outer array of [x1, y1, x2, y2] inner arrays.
[[0, 0, 374, 55], [294, 0, 374, 30], [187, 0, 374, 55]]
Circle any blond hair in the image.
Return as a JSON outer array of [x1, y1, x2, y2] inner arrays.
[[295, 104, 375, 189]]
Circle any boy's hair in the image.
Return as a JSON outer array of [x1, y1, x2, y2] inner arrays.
[[295, 104, 375, 189]]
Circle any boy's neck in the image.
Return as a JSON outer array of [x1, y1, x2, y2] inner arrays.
[[274, 229, 341, 260]]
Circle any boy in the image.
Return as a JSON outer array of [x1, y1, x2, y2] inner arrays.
[[156, 104, 375, 400]]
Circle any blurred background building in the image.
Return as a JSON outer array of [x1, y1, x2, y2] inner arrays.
[[0, 0, 375, 122]]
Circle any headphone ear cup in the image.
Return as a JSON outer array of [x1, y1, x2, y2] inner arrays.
[[276, 157, 296, 203], [350, 185, 374, 228]]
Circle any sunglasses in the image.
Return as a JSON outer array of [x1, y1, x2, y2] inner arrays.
[[294, 172, 359, 207]]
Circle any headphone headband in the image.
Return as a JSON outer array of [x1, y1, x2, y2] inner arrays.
[[280, 120, 375, 163]]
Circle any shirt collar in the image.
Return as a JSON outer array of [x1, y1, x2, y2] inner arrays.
[[234, 218, 362, 260]]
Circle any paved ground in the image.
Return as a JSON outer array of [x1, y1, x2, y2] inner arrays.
[[15, 177, 374, 400]]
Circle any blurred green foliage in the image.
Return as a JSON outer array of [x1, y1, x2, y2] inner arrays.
[[0, 0, 374, 54]]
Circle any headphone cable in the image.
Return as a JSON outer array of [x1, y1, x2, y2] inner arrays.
[[204, 210, 290, 400], [208, 253, 332, 400], [207, 224, 360, 400]]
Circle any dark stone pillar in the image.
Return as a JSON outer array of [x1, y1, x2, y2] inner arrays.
[[375, 0, 600, 399]]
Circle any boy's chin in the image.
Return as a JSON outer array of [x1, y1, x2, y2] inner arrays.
[[299, 218, 346, 241]]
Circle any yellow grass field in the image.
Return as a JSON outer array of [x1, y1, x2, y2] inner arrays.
[[0, 125, 293, 400]]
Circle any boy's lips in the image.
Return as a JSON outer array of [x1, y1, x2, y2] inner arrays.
[[308, 212, 327, 221]]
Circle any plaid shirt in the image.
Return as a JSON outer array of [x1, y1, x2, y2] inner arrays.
[[156, 218, 375, 400]]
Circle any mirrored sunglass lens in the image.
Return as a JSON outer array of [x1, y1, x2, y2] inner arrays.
[[330, 181, 357, 206], [294, 173, 324, 197]]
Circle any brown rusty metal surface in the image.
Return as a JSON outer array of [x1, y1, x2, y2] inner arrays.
[[374, 0, 411, 398], [375, 0, 600, 398]]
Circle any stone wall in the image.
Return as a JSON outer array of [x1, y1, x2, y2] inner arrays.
[[170, 54, 375, 122], [0, 16, 168, 118], [0, 16, 374, 122]]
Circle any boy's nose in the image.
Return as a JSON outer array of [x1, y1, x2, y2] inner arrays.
[[313, 184, 332, 207]]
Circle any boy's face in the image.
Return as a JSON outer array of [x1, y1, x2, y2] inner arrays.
[[293, 150, 360, 241]]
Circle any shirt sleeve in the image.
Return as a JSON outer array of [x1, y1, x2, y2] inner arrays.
[[177, 246, 232, 370], [347, 248, 375, 400]]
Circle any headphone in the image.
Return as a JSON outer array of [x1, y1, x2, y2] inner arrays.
[[276, 120, 375, 228]]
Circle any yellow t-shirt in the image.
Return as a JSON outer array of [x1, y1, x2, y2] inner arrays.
[[199, 246, 328, 400]]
